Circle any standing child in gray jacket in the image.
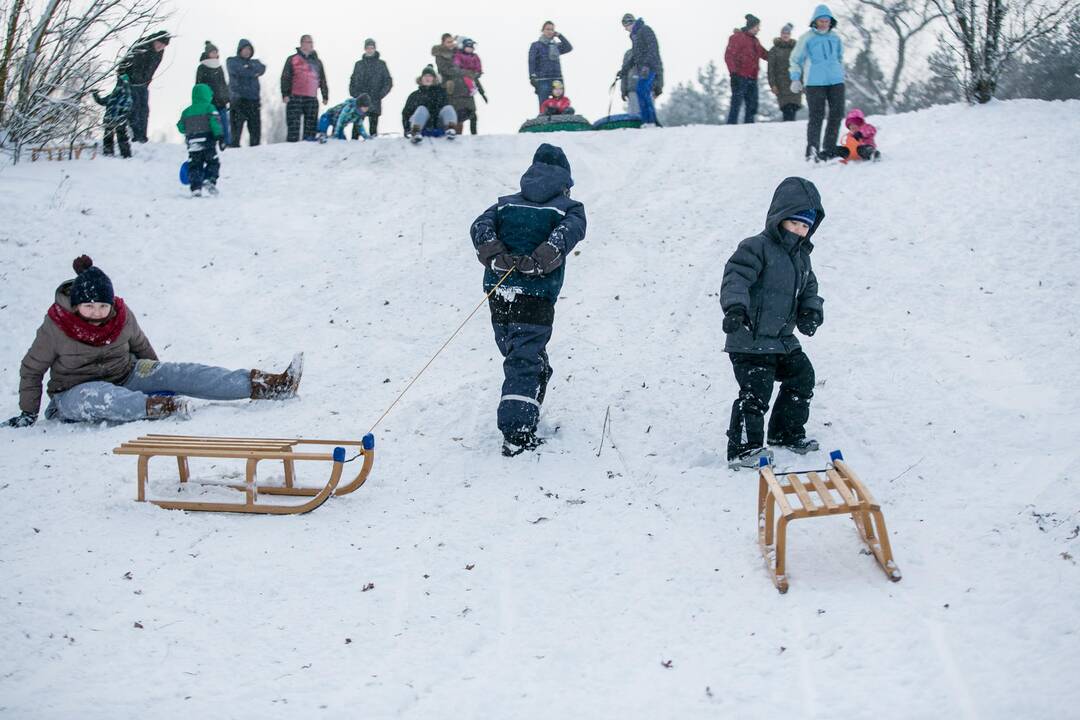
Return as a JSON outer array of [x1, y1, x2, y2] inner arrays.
[[720, 177, 825, 469]]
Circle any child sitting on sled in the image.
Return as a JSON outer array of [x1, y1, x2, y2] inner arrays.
[[177, 82, 226, 197], [6, 256, 303, 428], [317, 94, 372, 142], [539, 80, 575, 116], [834, 108, 880, 162]]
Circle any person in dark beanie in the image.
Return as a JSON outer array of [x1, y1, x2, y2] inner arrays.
[[195, 41, 231, 146], [768, 23, 802, 121], [6, 256, 304, 428], [281, 35, 329, 142], [618, 14, 663, 125], [720, 177, 825, 469], [724, 14, 770, 124], [227, 39, 265, 147], [349, 38, 392, 138], [401, 65, 458, 141], [469, 144, 587, 456], [118, 30, 170, 143], [528, 21, 573, 109], [92, 72, 133, 158]]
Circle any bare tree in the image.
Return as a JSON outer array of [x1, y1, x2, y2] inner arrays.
[[844, 0, 943, 112], [931, 0, 1080, 103], [0, 0, 170, 163]]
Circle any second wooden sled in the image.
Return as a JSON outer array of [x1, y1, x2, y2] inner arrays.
[[757, 450, 901, 593], [113, 433, 375, 515]]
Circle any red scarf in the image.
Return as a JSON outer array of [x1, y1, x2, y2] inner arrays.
[[47, 297, 128, 346]]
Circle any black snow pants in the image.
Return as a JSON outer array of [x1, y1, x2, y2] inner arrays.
[[230, 98, 261, 147], [806, 83, 845, 153], [102, 122, 131, 158], [286, 96, 319, 142], [489, 293, 555, 440], [186, 136, 220, 191], [726, 349, 815, 460]]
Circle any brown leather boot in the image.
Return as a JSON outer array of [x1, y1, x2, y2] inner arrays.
[[251, 353, 304, 400], [146, 396, 192, 419]]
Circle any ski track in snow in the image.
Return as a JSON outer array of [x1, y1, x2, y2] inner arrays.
[[0, 100, 1078, 718]]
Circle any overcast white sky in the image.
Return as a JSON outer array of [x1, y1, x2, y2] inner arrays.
[[149, 0, 823, 138]]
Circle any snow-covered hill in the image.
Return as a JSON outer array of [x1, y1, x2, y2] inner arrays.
[[1, 101, 1078, 719]]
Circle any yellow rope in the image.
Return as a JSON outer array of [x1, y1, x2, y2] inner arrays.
[[367, 266, 516, 434]]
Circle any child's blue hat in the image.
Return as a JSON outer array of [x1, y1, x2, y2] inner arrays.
[[788, 209, 817, 226]]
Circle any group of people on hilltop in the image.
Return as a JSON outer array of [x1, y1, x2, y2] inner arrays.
[[723, 4, 878, 162]]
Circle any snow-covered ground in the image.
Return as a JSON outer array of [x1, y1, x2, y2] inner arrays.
[[1, 100, 1078, 719]]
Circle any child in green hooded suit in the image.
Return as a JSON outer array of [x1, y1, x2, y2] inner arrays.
[[177, 83, 225, 196]]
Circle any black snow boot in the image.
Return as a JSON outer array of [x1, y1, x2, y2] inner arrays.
[[768, 436, 820, 455], [502, 430, 544, 457]]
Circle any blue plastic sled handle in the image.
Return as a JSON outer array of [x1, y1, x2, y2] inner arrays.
[[830, 449, 844, 462], [362, 433, 375, 450], [333, 447, 346, 463], [179, 161, 190, 185]]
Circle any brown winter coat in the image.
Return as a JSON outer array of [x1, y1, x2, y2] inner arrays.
[[768, 38, 803, 108], [431, 44, 460, 96], [18, 282, 158, 414]]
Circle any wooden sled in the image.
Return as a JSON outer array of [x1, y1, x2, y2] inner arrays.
[[757, 450, 901, 593], [30, 143, 98, 161], [113, 433, 375, 515]]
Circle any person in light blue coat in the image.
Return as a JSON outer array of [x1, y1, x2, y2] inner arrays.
[[789, 4, 846, 160]]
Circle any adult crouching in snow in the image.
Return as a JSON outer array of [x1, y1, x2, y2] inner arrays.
[[529, 21, 573, 109], [6, 257, 303, 428], [281, 35, 329, 142], [618, 14, 663, 125], [348, 39, 392, 138], [195, 41, 231, 146], [227, 39, 266, 146], [768, 23, 802, 121], [720, 178, 825, 469], [789, 5, 846, 159], [469, 144, 587, 456], [402, 65, 457, 141]]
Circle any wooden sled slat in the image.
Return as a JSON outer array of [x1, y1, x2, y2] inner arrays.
[[113, 433, 376, 514]]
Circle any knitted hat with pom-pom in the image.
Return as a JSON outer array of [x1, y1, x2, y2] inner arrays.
[[69, 255, 114, 306]]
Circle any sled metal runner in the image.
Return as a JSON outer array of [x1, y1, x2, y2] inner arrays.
[[113, 433, 375, 514], [757, 451, 901, 593]]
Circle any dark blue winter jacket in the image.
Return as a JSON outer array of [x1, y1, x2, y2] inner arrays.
[[471, 144, 587, 304], [528, 34, 573, 81], [227, 39, 266, 101], [621, 19, 663, 81]]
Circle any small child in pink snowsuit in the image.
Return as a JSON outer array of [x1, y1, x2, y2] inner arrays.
[[836, 108, 881, 162], [454, 40, 483, 96]]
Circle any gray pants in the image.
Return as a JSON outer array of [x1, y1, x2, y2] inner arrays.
[[46, 359, 252, 423], [409, 104, 458, 131]]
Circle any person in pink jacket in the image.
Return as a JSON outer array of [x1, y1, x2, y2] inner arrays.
[[833, 108, 880, 161]]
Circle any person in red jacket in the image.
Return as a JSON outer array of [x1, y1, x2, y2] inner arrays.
[[724, 14, 769, 124], [539, 80, 575, 116], [280, 34, 329, 142]]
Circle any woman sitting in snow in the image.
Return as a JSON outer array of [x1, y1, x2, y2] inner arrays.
[[539, 80, 575, 116], [831, 108, 880, 162], [6, 256, 302, 428]]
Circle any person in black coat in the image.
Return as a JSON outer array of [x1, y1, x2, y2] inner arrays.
[[118, 30, 170, 143], [349, 38, 393, 137], [720, 177, 826, 469], [195, 41, 231, 145], [227, 39, 265, 146], [401, 66, 457, 138]]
